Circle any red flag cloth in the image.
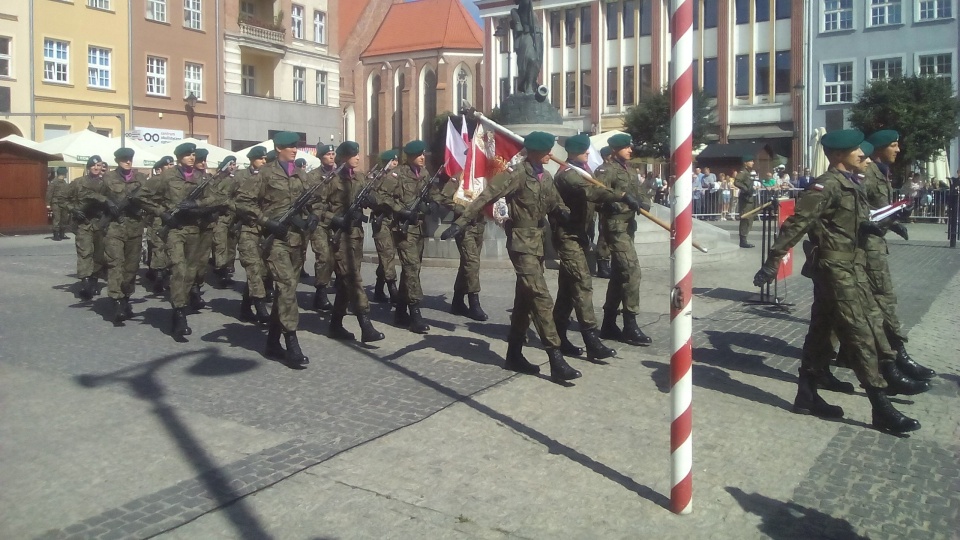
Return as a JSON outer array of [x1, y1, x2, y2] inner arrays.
[[493, 131, 522, 166], [444, 116, 468, 177], [463, 124, 488, 192], [777, 199, 795, 280]]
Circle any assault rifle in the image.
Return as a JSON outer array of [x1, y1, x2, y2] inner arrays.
[[330, 164, 389, 243], [98, 185, 142, 229], [259, 163, 345, 257], [398, 168, 443, 235], [159, 176, 212, 239]]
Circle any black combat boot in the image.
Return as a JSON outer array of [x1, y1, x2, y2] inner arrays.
[[866, 387, 921, 433], [450, 290, 468, 316], [374, 278, 389, 303], [621, 314, 653, 346], [264, 315, 284, 359], [386, 281, 399, 304], [152, 269, 167, 295], [596, 259, 612, 279], [599, 308, 622, 341], [111, 298, 125, 327], [466, 293, 489, 321], [894, 343, 936, 380], [78, 277, 95, 301], [145, 268, 157, 282], [556, 318, 583, 357], [253, 298, 270, 324], [504, 338, 539, 374], [189, 285, 206, 310], [312, 285, 332, 311], [52, 230, 61, 241], [357, 314, 385, 342], [172, 308, 192, 339], [394, 303, 410, 327], [547, 348, 582, 382], [739, 235, 755, 248], [60, 230, 70, 240], [264, 279, 275, 302], [216, 267, 234, 288], [122, 296, 134, 320], [408, 304, 430, 334], [582, 328, 617, 361], [328, 313, 355, 340], [881, 361, 931, 396], [792, 370, 844, 418], [812, 369, 855, 394], [282, 332, 309, 367], [240, 286, 255, 322]]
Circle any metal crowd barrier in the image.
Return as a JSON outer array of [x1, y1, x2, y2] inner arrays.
[[691, 188, 804, 220], [892, 188, 950, 223]]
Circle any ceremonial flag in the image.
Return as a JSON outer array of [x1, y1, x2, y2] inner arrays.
[[463, 123, 489, 193], [444, 116, 468, 176], [586, 143, 604, 172]]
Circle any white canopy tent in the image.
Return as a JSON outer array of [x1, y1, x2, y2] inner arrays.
[[150, 138, 235, 169], [105, 137, 163, 168], [0, 134, 41, 150], [923, 149, 951, 184], [233, 140, 322, 169], [34, 130, 160, 168]]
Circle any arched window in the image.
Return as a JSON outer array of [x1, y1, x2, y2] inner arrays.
[[420, 68, 437, 141], [368, 74, 381, 157], [393, 71, 405, 149], [456, 68, 469, 109]]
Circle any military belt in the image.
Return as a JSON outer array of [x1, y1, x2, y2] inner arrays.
[[819, 249, 866, 264], [511, 218, 545, 228]]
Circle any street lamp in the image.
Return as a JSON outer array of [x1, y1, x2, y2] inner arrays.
[[494, 19, 512, 101], [184, 92, 198, 138]]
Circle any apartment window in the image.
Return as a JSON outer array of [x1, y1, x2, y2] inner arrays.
[[606, 3, 618, 39], [549, 12, 561, 46], [565, 9, 577, 45], [184, 0, 201, 30], [621, 66, 634, 105], [702, 58, 718, 98], [147, 0, 166, 22], [240, 1, 255, 18], [146, 56, 167, 95], [581, 7, 592, 43], [639, 64, 652, 100], [735, 0, 750, 23], [775, 0, 791, 19], [565, 71, 576, 109], [735, 54, 749, 97], [242, 64, 255, 95], [917, 0, 952, 20], [623, 1, 636, 38], [580, 70, 591, 108], [314, 11, 326, 44], [184, 62, 203, 100], [918, 53, 952, 79], [43, 39, 69, 83], [754, 53, 770, 95], [87, 0, 110, 9], [755, 0, 770, 22], [291, 5, 304, 39], [640, 0, 652, 35], [823, 62, 854, 103], [316, 71, 327, 105], [87, 47, 110, 89], [870, 57, 903, 80], [606, 68, 618, 105], [704, 0, 719, 28], [870, 0, 902, 25], [824, 0, 854, 31], [0, 37, 10, 77], [293, 67, 305, 101], [0, 87, 9, 113], [775, 51, 791, 94], [502, 77, 511, 100]]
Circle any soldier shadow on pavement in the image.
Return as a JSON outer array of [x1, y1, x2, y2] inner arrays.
[[700, 330, 802, 383], [349, 341, 672, 509], [73, 349, 270, 540], [726, 487, 868, 540], [201, 322, 267, 356], [641, 359, 794, 411], [742, 305, 810, 325], [693, 286, 756, 302]]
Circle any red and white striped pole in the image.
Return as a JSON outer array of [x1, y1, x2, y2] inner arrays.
[[669, 0, 694, 516]]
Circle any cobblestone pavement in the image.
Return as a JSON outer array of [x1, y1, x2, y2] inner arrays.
[[0, 228, 957, 539]]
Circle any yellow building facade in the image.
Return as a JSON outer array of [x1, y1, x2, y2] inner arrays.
[[0, 3, 31, 139], [33, 0, 131, 141]]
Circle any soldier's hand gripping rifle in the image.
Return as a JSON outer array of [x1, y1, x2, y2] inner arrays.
[[398, 168, 443, 235], [98, 185, 142, 229], [259, 163, 346, 258], [330, 165, 389, 243], [159, 176, 212, 239]]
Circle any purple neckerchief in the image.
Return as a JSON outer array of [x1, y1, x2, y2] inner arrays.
[[614, 157, 628, 168], [120, 168, 134, 182], [279, 161, 295, 176], [341, 167, 355, 180], [410, 165, 422, 178], [876, 161, 891, 179], [530, 162, 545, 181], [838, 169, 859, 184], [180, 165, 195, 181]]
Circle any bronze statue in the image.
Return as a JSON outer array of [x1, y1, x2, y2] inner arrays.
[[511, 0, 543, 95]]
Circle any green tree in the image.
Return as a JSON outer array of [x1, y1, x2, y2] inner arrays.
[[622, 88, 719, 160], [849, 76, 960, 178]]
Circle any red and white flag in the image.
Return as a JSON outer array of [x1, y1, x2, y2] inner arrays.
[[444, 116, 469, 177], [463, 123, 489, 194]]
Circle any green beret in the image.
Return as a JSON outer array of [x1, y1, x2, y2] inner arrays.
[[294, 158, 307, 168], [523, 131, 555, 152], [246, 146, 267, 160], [607, 133, 632, 150], [56, 167, 68, 175], [600, 146, 612, 158], [265, 150, 278, 163], [86, 155, 103, 168], [822, 129, 864, 151], [859, 141, 874, 157], [174, 142, 196, 158], [155, 156, 174, 168], [403, 140, 426, 157], [564, 134, 591, 155], [866, 129, 899, 149], [337, 141, 360, 158], [218, 155, 236, 172], [742, 154, 755, 163], [380, 149, 398, 162], [273, 131, 299, 147], [317, 143, 336, 155], [195, 148, 209, 162], [114, 147, 134, 161]]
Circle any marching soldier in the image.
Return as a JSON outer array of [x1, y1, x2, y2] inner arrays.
[[307, 143, 337, 311], [316, 141, 385, 343], [234, 146, 271, 323], [594, 146, 613, 278], [234, 132, 312, 366], [596, 134, 653, 347], [188, 148, 215, 309], [552, 134, 639, 361], [755, 129, 921, 433], [210, 156, 240, 288], [70, 156, 108, 301], [371, 149, 400, 304], [144, 156, 175, 294], [442, 131, 582, 383], [734, 155, 757, 248], [47, 167, 71, 241], [101, 148, 147, 325], [374, 140, 434, 334]]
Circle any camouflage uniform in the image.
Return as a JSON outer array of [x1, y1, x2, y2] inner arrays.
[[436, 176, 485, 296], [734, 167, 757, 241], [192, 169, 217, 290], [47, 175, 71, 239], [318, 167, 371, 317], [375, 164, 430, 306], [859, 161, 904, 344], [71, 173, 108, 281], [101, 168, 147, 300], [210, 172, 241, 276], [235, 166, 269, 301], [307, 164, 337, 290]]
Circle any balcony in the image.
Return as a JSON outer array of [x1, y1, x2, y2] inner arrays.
[[238, 15, 285, 44]]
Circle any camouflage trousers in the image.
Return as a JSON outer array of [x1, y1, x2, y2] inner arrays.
[[595, 218, 610, 261], [145, 218, 169, 270], [193, 226, 214, 285], [211, 216, 238, 270], [264, 238, 304, 332], [237, 227, 267, 299], [864, 248, 905, 344], [104, 220, 144, 299], [393, 228, 425, 305], [602, 222, 641, 315], [454, 220, 484, 294], [553, 235, 598, 330], [373, 217, 397, 283], [332, 226, 369, 316], [309, 224, 334, 287], [51, 203, 71, 232], [507, 251, 561, 349], [739, 196, 756, 237], [75, 221, 105, 279], [166, 226, 202, 309]]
